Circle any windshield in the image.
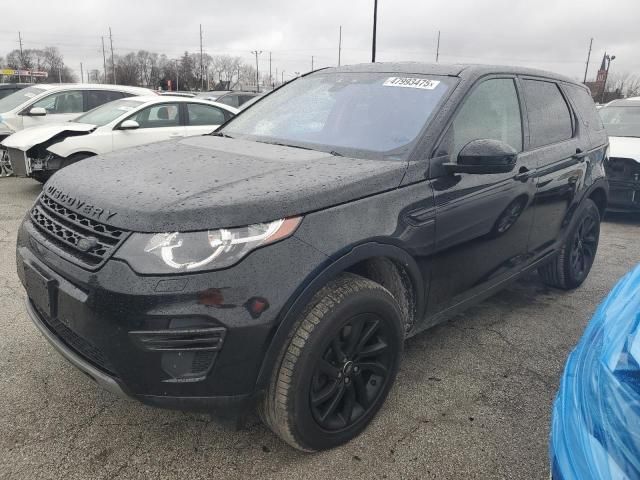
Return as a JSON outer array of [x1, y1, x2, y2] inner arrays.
[[599, 106, 640, 137], [222, 73, 454, 158], [0, 86, 47, 113], [74, 99, 146, 127]]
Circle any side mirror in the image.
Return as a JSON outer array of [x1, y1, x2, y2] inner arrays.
[[119, 119, 140, 130], [29, 107, 47, 117], [444, 139, 518, 175]]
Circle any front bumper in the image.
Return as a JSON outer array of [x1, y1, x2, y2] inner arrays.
[[17, 217, 327, 412]]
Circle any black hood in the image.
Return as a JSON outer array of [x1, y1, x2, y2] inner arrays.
[[44, 136, 407, 232]]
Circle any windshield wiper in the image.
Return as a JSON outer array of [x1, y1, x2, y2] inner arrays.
[[211, 132, 234, 138], [255, 140, 315, 150]]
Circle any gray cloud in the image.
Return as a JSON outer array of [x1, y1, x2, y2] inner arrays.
[[1, 0, 638, 82]]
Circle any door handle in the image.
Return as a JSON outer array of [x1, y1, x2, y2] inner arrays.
[[572, 148, 588, 162], [514, 166, 531, 182]]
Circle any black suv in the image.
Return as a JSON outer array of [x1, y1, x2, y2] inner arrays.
[[16, 63, 608, 451]]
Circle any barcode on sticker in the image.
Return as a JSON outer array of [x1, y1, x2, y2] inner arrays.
[[383, 77, 440, 90]]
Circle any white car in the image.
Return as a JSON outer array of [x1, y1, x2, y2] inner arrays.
[[0, 83, 156, 175], [1, 95, 238, 182], [599, 98, 640, 211]]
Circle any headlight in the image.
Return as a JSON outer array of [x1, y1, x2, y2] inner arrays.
[[114, 217, 302, 274]]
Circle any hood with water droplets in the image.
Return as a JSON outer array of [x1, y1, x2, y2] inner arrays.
[[45, 136, 407, 232]]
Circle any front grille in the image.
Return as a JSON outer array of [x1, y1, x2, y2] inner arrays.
[[32, 301, 118, 376], [30, 194, 129, 269], [606, 157, 640, 182]]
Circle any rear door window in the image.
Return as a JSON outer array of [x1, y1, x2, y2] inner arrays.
[[85, 90, 125, 111], [186, 103, 228, 126], [522, 80, 573, 148], [565, 85, 604, 132]]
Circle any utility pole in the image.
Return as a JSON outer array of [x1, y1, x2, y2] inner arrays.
[[371, 0, 378, 62], [251, 50, 262, 92], [199, 24, 204, 90], [338, 25, 342, 66], [269, 52, 272, 88], [109, 27, 116, 84], [58, 63, 62, 83], [80, 62, 84, 83], [18, 31, 24, 82], [583, 38, 593, 83], [101, 36, 107, 83], [311, 55, 314, 71], [436, 31, 441, 63], [175, 59, 179, 91]]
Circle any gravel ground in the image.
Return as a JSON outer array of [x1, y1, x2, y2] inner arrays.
[[1, 176, 638, 480]]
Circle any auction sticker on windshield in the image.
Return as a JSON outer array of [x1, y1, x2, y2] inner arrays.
[[383, 77, 440, 90]]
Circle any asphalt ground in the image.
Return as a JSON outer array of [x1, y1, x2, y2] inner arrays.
[[1, 176, 638, 479]]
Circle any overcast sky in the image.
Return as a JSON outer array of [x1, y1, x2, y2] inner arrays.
[[1, 0, 639, 83]]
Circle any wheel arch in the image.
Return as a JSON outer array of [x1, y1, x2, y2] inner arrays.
[[587, 185, 608, 218], [254, 242, 426, 389]]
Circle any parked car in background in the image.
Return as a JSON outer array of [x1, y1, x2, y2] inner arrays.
[[0, 83, 157, 176], [600, 98, 640, 212], [214, 91, 262, 108], [194, 90, 229, 101], [0, 83, 30, 100], [1, 96, 237, 182], [160, 91, 196, 98], [550, 263, 640, 480], [16, 63, 608, 451]]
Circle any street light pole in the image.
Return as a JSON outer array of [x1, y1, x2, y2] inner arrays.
[[251, 50, 262, 92], [600, 54, 616, 104], [371, 0, 378, 62]]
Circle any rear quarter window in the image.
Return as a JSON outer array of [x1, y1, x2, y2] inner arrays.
[[565, 85, 604, 132], [522, 79, 573, 148]]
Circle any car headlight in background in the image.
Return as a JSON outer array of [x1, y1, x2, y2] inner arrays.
[[114, 217, 302, 274]]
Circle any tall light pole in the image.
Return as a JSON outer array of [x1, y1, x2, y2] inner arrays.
[[199, 24, 204, 91], [583, 38, 593, 83], [338, 25, 342, 66], [600, 53, 616, 103], [109, 27, 116, 84], [251, 50, 262, 92], [101, 36, 107, 83], [371, 0, 378, 62], [436, 31, 441, 63]]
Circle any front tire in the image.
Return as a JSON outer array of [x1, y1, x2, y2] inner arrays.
[[260, 273, 404, 451], [538, 198, 601, 289]]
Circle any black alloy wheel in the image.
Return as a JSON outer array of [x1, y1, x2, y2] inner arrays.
[[309, 313, 393, 431], [260, 273, 404, 451], [569, 213, 598, 281]]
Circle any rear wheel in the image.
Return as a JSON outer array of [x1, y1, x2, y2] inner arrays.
[[538, 199, 600, 289], [260, 273, 404, 451]]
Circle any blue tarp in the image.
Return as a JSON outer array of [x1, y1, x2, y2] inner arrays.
[[551, 263, 640, 480]]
